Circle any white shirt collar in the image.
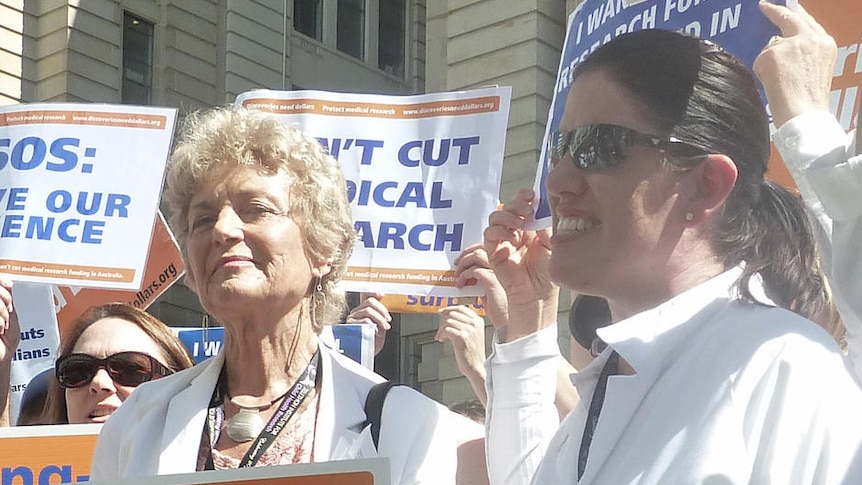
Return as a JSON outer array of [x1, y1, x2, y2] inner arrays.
[[594, 265, 775, 375]]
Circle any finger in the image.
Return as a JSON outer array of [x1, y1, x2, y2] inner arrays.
[[0, 277, 12, 314], [758, 0, 807, 37], [362, 297, 392, 322], [440, 306, 483, 328], [512, 187, 536, 205], [501, 193, 536, 220], [455, 247, 490, 271], [435, 323, 467, 344], [456, 267, 493, 290], [487, 208, 529, 232], [536, 226, 553, 249], [1, 308, 19, 336], [346, 306, 388, 326], [0, 285, 12, 317], [793, 3, 829, 35], [484, 241, 518, 268], [454, 242, 484, 266]]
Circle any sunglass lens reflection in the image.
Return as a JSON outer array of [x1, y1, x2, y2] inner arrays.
[[109, 353, 154, 386]]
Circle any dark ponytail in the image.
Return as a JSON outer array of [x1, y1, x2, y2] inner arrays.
[[719, 180, 841, 336], [577, 30, 840, 336]]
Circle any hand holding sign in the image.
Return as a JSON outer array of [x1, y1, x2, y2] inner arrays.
[[753, 1, 838, 127], [435, 305, 488, 405], [345, 293, 391, 355], [0, 275, 20, 426], [483, 189, 557, 342], [453, 243, 508, 328], [0, 275, 19, 364]]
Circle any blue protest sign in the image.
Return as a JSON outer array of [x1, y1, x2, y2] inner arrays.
[[175, 325, 374, 368]]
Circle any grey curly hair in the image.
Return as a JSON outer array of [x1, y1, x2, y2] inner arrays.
[[164, 105, 355, 331]]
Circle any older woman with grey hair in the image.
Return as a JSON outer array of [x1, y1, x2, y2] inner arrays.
[[90, 105, 484, 484]]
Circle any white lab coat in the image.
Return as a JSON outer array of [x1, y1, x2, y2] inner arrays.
[[485, 268, 862, 484], [90, 341, 481, 484]]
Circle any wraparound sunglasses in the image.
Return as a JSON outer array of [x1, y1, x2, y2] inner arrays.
[[548, 123, 709, 171], [55, 351, 173, 389]]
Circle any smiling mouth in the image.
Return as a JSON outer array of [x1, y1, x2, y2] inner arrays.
[[89, 407, 116, 421], [213, 256, 255, 273], [555, 216, 600, 235]]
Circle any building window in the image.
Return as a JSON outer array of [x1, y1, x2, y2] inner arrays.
[[337, 0, 364, 59], [122, 13, 154, 105], [294, 0, 322, 40], [378, 0, 405, 77], [293, 1, 407, 78]]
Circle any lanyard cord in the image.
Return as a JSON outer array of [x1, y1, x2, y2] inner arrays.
[[577, 350, 619, 481], [205, 351, 320, 469]]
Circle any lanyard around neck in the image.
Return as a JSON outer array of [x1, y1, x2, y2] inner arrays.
[[206, 350, 320, 469], [577, 350, 619, 480]]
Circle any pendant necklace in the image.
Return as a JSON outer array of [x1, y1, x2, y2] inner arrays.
[[207, 351, 321, 455], [226, 393, 287, 443]]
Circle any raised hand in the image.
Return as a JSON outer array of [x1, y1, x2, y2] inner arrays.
[[753, 0, 837, 128], [435, 305, 488, 404], [345, 292, 391, 354], [483, 189, 558, 340], [454, 243, 508, 328], [0, 275, 20, 365]]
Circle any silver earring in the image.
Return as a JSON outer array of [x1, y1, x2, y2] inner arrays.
[[685, 212, 695, 221], [311, 279, 325, 329]]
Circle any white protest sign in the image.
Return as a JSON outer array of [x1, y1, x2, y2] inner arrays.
[[9, 282, 59, 425], [236, 88, 511, 296], [0, 103, 177, 290]]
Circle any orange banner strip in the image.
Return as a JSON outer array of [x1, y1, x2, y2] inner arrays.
[[0, 110, 167, 129], [0, 260, 136, 283], [241, 96, 501, 119], [343, 267, 458, 287]]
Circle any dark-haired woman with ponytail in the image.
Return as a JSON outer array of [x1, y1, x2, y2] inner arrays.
[[481, 4, 862, 484]]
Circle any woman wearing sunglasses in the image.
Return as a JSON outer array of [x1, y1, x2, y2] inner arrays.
[[482, 5, 861, 485], [0, 289, 192, 425], [43, 303, 193, 424]]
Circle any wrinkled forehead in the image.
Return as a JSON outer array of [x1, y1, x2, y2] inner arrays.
[[189, 164, 293, 206]]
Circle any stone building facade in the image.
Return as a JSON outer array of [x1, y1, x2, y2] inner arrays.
[[0, 0, 582, 405]]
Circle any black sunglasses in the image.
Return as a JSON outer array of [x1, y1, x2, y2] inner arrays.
[[55, 351, 173, 389], [548, 123, 708, 171]]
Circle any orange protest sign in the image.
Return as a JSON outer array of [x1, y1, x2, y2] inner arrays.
[[0, 426, 387, 485], [53, 211, 184, 337], [180, 471, 373, 485], [380, 294, 487, 315], [0, 424, 100, 483], [88, 458, 390, 485], [767, 0, 862, 189]]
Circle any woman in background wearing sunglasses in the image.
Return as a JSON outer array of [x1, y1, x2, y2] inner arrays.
[[482, 4, 861, 485], [42, 303, 193, 424], [0, 288, 193, 425]]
